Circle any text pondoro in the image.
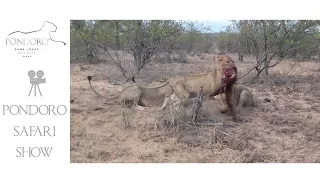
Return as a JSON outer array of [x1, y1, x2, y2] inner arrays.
[[6, 38, 49, 46], [1, 105, 67, 115]]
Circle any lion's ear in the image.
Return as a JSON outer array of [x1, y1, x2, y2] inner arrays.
[[216, 55, 223, 63]]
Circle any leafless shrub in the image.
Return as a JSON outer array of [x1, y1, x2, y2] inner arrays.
[[155, 88, 205, 129], [98, 47, 136, 79], [155, 89, 249, 151]]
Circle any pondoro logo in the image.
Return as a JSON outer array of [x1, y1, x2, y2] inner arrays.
[[6, 21, 66, 57], [6, 38, 50, 46]]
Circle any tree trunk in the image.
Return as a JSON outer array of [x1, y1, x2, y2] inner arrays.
[[264, 66, 269, 75], [264, 56, 269, 75], [262, 21, 269, 76], [115, 22, 121, 49], [246, 39, 251, 55], [238, 52, 243, 61], [256, 68, 263, 77]]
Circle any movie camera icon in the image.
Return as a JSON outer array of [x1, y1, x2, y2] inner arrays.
[[28, 70, 46, 97]]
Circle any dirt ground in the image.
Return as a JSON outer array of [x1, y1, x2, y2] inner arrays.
[[70, 54, 320, 163]]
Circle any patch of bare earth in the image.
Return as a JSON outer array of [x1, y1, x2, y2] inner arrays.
[[70, 54, 320, 163]]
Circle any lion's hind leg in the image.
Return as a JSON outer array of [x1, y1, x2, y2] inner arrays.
[[132, 89, 145, 110], [160, 94, 172, 111], [174, 81, 190, 99], [226, 87, 238, 122], [160, 94, 182, 111], [215, 93, 229, 114]]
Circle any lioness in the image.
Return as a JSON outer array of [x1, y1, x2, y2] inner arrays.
[[88, 55, 238, 121], [161, 84, 253, 112], [88, 76, 173, 107], [234, 85, 254, 107]]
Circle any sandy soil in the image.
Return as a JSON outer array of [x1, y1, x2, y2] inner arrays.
[[70, 54, 320, 163]]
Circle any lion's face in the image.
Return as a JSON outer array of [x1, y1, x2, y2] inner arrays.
[[216, 55, 237, 80]]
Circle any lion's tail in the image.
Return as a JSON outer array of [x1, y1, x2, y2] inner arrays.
[[87, 76, 118, 99]]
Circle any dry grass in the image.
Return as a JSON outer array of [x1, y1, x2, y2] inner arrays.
[[71, 53, 320, 163]]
